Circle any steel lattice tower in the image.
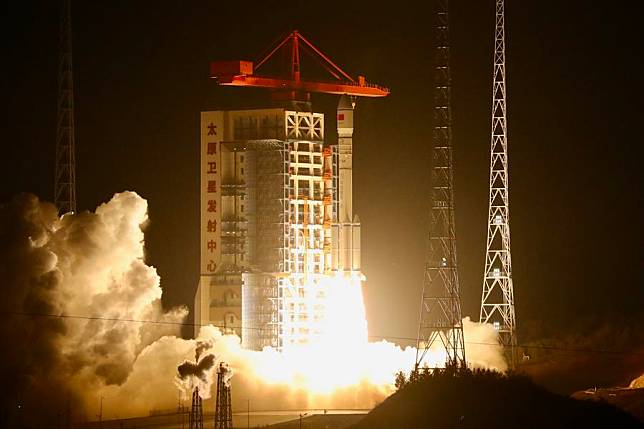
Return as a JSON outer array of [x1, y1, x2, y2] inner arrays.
[[214, 363, 233, 429], [189, 387, 204, 429], [55, 0, 77, 214], [480, 0, 518, 368], [415, 0, 466, 371]]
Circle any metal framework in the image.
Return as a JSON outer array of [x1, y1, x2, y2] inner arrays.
[[55, 0, 77, 214], [188, 387, 204, 429], [242, 139, 289, 350], [212, 30, 389, 98], [282, 112, 327, 349], [479, 0, 518, 367], [214, 363, 233, 429], [415, 0, 466, 371]]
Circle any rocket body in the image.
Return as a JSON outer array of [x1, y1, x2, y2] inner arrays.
[[332, 95, 361, 272]]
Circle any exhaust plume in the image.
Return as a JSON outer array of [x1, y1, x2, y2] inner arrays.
[[178, 354, 216, 383], [195, 340, 213, 362], [1, 192, 507, 424]]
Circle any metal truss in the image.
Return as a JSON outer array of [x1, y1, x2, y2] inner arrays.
[[55, 0, 77, 214], [415, 0, 466, 371], [480, 0, 518, 367], [285, 111, 324, 140], [214, 363, 232, 429]]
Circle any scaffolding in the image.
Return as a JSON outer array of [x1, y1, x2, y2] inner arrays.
[[282, 110, 327, 349], [199, 108, 335, 351], [242, 139, 289, 350]]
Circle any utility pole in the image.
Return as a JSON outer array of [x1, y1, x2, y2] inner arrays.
[[415, 0, 466, 372], [479, 0, 518, 368], [55, 0, 77, 214]]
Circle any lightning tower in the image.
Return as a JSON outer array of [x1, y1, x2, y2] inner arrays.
[[415, 0, 466, 371], [214, 363, 233, 429], [479, 0, 518, 367], [188, 387, 204, 429], [55, 0, 77, 214]]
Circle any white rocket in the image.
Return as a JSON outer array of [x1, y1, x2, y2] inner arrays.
[[332, 95, 361, 273]]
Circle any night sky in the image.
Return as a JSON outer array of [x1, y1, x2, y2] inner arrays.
[[5, 1, 643, 346]]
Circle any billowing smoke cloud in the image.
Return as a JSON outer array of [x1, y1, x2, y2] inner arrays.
[[1, 192, 507, 425], [1, 192, 187, 425]]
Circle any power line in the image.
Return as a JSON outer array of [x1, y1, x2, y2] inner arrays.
[[4, 310, 643, 357]]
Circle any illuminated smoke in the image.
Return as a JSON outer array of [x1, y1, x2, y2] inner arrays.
[[195, 340, 213, 361], [1, 192, 507, 422], [1, 192, 187, 421], [218, 362, 234, 388], [630, 373, 644, 389]]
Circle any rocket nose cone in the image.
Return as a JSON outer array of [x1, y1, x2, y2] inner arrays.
[[338, 94, 354, 110]]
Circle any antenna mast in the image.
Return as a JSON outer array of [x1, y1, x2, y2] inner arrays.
[[479, 0, 518, 368], [55, 0, 77, 214], [415, 0, 466, 371]]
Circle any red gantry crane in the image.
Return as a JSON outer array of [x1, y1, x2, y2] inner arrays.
[[210, 30, 390, 99]]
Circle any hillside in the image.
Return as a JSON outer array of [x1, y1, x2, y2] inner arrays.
[[352, 369, 642, 429]]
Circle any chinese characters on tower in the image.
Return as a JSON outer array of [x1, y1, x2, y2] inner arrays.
[[200, 112, 223, 275]]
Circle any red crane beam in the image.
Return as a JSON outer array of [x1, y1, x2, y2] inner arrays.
[[214, 74, 389, 97], [210, 30, 390, 98]]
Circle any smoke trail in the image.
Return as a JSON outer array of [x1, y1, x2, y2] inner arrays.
[[195, 340, 213, 361], [178, 354, 216, 383], [0, 192, 507, 424]]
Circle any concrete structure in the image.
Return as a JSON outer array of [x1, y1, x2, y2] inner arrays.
[[194, 99, 360, 351]]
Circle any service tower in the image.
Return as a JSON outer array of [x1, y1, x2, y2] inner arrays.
[[194, 31, 388, 351]]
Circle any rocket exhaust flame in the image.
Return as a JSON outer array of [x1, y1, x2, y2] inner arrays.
[[1, 192, 506, 422]]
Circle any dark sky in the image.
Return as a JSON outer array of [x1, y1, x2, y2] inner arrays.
[[4, 1, 643, 344]]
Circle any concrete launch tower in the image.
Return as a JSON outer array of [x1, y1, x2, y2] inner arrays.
[[194, 31, 388, 350]]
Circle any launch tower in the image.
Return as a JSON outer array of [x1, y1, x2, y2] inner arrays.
[[415, 0, 466, 371], [194, 31, 388, 350], [479, 0, 518, 367]]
